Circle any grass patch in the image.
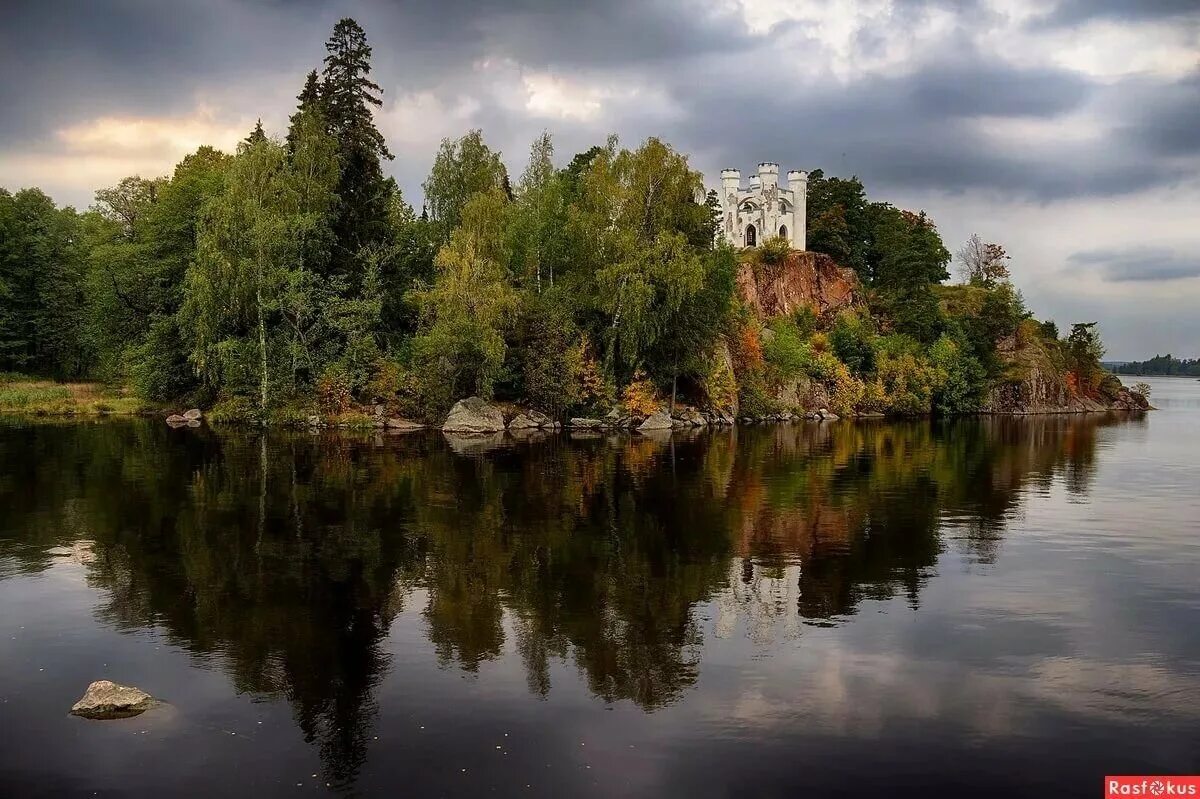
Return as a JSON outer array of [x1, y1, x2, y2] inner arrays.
[[0, 376, 152, 416]]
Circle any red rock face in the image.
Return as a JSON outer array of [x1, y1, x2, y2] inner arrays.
[[736, 251, 860, 319]]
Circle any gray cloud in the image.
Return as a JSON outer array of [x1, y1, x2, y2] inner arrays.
[[1116, 73, 1200, 158], [2, 0, 1198, 203], [1040, 0, 1200, 26], [1, 0, 1198, 360], [1069, 248, 1200, 282]]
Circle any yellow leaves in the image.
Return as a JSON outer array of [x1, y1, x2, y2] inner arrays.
[[622, 370, 661, 416]]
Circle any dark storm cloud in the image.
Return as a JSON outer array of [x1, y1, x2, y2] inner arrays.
[[658, 57, 1188, 200], [1, 0, 1199, 204], [908, 60, 1090, 118], [1116, 73, 1200, 158], [1069, 248, 1200, 282], [0, 0, 328, 139]]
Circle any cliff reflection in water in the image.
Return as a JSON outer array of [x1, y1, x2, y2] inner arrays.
[[0, 414, 1119, 783]]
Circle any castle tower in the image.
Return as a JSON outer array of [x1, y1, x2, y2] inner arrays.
[[787, 170, 808, 251], [720, 168, 740, 246], [757, 162, 779, 189]]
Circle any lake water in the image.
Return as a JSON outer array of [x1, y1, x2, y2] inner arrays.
[[2, 376, 1198, 797]]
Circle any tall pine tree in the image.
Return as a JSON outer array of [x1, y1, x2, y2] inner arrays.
[[319, 18, 394, 280]]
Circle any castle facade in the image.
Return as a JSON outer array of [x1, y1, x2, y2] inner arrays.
[[717, 163, 807, 250]]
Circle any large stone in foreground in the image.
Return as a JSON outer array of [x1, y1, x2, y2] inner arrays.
[[70, 680, 156, 720], [442, 397, 506, 434], [507, 413, 540, 430], [638, 411, 674, 431]]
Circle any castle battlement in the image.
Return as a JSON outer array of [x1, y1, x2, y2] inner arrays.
[[715, 162, 807, 250]]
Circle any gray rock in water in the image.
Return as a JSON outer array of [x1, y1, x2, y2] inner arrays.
[[385, 418, 424, 431], [507, 413, 540, 430], [525, 409, 554, 428], [70, 680, 156, 720], [638, 410, 674, 431], [182, 408, 202, 421], [165, 414, 188, 426], [569, 417, 604, 429], [442, 397, 506, 434]]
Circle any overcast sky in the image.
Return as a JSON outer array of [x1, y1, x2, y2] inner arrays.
[[2, 0, 1197, 359]]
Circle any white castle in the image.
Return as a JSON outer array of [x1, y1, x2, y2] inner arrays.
[[717, 163, 808, 250]]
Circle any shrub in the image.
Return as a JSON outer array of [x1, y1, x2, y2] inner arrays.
[[128, 317, 196, 403], [516, 293, 583, 416], [760, 235, 792, 264], [622, 370, 660, 416], [876, 349, 935, 416], [762, 317, 813, 382], [366, 357, 404, 404], [827, 360, 865, 416], [316, 367, 354, 414], [792, 306, 818, 338], [860, 377, 888, 413], [576, 337, 615, 413], [928, 334, 985, 415], [830, 311, 876, 376], [1132, 381, 1152, 399], [737, 370, 779, 417], [701, 350, 737, 412], [209, 395, 257, 423]]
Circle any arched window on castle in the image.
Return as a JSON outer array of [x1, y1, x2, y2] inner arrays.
[[779, 224, 788, 240], [745, 224, 757, 247]]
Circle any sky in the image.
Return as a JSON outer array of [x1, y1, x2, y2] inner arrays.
[[1, 0, 1197, 359]]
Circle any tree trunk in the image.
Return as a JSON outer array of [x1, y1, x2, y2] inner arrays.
[[257, 281, 268, 415]]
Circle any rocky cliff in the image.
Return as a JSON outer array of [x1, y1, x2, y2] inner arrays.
[[736, 251, 860, 319], [982, 335, 1150, 414]]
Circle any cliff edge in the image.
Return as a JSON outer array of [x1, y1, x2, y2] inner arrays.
[[983, 333, 1150, 414], [736, 251, 860, 320]]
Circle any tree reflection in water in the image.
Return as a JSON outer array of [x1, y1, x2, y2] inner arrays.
[[0, 413, 1119, 786]]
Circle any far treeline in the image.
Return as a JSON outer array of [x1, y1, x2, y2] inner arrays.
[[1110, 355, 1200, 377], [0, 18, 1119, 423]]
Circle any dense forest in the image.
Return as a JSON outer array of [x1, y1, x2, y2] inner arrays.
[[1111, 355, 1200, 377], [0, 19, 1122, 423]]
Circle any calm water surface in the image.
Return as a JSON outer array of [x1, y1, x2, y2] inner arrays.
[[2, 377, 1198, 797]]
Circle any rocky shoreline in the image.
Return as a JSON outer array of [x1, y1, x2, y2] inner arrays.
[[195, 393, 1145, 436]]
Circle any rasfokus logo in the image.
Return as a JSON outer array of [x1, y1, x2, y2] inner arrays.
[[1106, 777, 1200, 797]]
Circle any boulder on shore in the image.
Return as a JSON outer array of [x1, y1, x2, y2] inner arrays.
[[638, 411, 674, 431], [70, 680, 156, 720], [442, 397, 506, 434], [507, 413, 540, 430], [182, 408, 202, 421], [525, 409, 554, 428], [569, 417, 603, 429]]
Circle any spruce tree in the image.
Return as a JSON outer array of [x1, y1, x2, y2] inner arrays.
[[319, 18, 394, 278], [244, 119, 267, 146], [286, 70, 323, 153]]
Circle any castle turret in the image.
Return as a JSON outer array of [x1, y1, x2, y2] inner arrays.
[[757, 162, 779, 189], [787, 169, 808, 250], [719, 169, 741, 245]]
